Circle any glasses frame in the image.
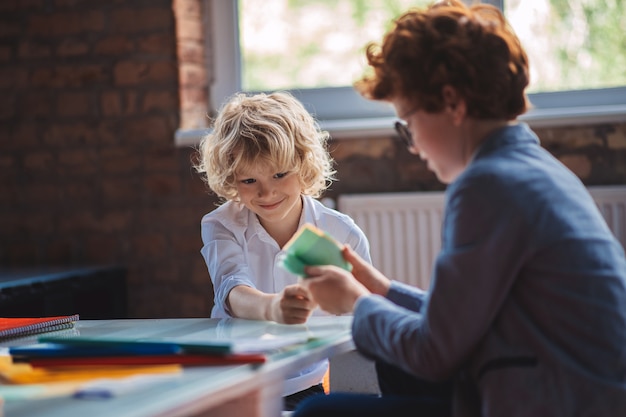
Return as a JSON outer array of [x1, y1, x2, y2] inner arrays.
[[394, 120, 414, 149]]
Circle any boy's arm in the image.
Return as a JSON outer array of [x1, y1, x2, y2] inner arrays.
[[201, 219, 257, 318], [226, 285, 273, 320], [228, 284, 316, 325]]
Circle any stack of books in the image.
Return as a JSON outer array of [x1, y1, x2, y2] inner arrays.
[[10, 336, 269, 367], [5, 315, 309, 368], [0, 314, 312, 400]]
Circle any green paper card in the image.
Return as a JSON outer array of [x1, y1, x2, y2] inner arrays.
[[280, 223, 352, 277]]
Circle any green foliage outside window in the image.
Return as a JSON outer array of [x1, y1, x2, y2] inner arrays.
[[239, 0, 428, 91], [239, 0, 626, 93], [507, 0, 626, 92]]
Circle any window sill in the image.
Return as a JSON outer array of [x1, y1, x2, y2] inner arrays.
[[174, 104, 626, 147]]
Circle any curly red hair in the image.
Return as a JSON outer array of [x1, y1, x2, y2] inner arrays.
[[354, 0, 530, 120]]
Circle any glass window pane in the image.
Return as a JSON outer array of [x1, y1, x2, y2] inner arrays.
[[505, 0, 626, 93], [238, 0, 428, 92]]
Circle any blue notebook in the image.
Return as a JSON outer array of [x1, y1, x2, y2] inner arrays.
[[10, 341, 181, 358], [37, 336, 232, 355], [36, 334, 309, 355]]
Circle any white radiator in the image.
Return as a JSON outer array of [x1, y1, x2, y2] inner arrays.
[[589, 186, 626, 248], [338, 186, 626, 290]]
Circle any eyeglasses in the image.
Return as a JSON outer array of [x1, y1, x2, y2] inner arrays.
[[394, 120, 414, 149]]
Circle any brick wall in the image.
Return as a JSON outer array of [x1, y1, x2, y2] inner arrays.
[[0, 0, 217, 318], [325, 123, 626, 201], [1, 0, 625, 318]]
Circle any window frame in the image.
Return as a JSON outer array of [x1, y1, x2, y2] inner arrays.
[[178, 0, 626, 145]]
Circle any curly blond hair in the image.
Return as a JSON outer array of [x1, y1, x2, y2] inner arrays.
[[194, 91, 335, 202]]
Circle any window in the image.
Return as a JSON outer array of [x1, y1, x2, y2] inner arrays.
[[203, 0, 626, 141], [505, 0, 626, 93]]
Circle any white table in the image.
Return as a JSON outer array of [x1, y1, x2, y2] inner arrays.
[[1, 316, 355, 417]]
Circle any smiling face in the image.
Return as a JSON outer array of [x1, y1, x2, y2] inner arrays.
[[235, 163, 304, 234]]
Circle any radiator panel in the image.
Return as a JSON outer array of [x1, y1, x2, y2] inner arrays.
[[589, 186, 626, 249], [338, 192, 445, 290]]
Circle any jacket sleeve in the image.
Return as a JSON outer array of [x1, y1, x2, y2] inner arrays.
[[386, 280, 428, 312]]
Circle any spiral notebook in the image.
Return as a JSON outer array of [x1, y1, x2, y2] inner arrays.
[[0, 314, 80, 340]]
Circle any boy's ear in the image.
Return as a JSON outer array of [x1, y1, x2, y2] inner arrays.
[[442, 85, 466, 124]]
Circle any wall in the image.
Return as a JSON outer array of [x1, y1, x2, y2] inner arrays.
[[325, 123, 626, 202], [1, 1, 625, 318], [0, 0, 216, 318]]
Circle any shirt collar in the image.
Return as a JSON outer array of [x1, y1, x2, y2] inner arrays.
[[246, 195, 310, 246], [472, 122, 539, 162]]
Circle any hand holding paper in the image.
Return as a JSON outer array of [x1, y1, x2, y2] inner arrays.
[[279, 224, 352, 277], [301, 243, 393, 315], [267, 284, 317, 324]]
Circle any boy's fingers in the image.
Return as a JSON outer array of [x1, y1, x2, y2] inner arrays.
[[343, 245, 365, 266], [304, 265, 322, 276]]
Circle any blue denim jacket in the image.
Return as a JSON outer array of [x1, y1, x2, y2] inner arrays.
[[353, 123, 626, 416]]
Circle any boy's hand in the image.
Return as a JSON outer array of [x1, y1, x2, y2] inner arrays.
[[269, 284, 317, 324], [302, 265, 370, 315], [301, 245, 391, 315]]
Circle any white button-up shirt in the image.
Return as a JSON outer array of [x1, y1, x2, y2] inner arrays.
[[200, 194, 371, 395]]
